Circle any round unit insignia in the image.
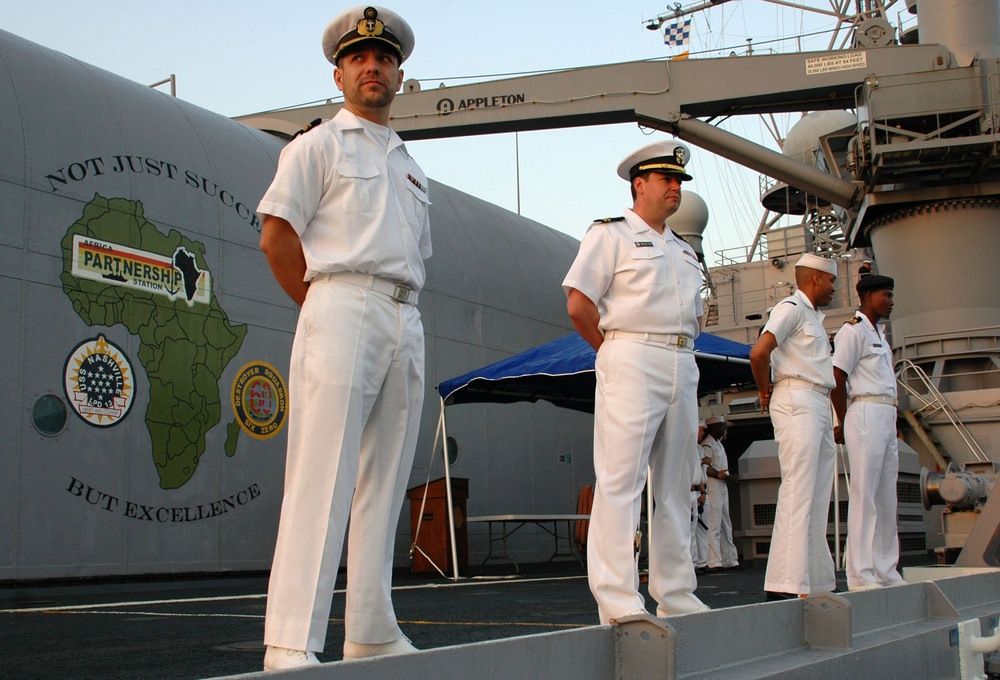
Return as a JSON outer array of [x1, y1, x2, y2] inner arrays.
[[64, 335, 135, 427], [231, 361, 288, 440]]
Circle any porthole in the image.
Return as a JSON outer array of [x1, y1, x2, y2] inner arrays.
[[32, 394, 68, 436]]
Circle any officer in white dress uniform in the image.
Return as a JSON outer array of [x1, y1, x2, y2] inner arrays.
[[563, 140, 709, 623], [702, 416, 740, 570], [749, 253, 838, 600], [831, 274, 904, 590], [257, 6, 430, 671]]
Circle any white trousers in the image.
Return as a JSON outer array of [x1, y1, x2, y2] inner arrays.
[[845, 401, 902, 588], [588, 338, 704, 623], [764, 385, 836, 595], [706, 478, 739, 568], [264, 277, 425, 653]]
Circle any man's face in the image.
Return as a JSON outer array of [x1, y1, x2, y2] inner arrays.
[[867, 288, 895, 320], [637, 172, 683, 217], [334, 43, 403, 111], [816, 272, 837, 307]]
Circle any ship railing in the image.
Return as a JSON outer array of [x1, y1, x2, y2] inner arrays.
[[895, 358, 989, 464], [712, 244, 758, 270]]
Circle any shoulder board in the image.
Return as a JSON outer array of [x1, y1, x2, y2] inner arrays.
[[291, 118, 324, 140], [671, 230, 689, 244], [593, 216, 625, 223], [781, 299, 797, 306], [846, 316, 862, 325]]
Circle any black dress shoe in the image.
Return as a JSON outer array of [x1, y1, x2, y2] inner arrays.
[[765, 590, 798, 601], [725, 564, 746, 571]]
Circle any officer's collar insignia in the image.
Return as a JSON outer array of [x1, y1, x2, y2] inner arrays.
[[358, 7, 385, 37]]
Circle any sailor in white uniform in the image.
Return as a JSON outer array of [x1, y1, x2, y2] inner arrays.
[[702, 415, 740, 570], [749, 253, 838, 600], [257, 6, 429, 671], [832, 274, 904, 590], [691, 420, 710, 570], [563, 140, 709, 623]]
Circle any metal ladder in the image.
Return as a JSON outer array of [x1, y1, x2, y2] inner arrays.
[[896, 358, 989, 464]]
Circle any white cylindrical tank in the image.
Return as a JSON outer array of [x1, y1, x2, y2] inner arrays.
[[866, 199, 1000, 346], [782, 111, 858, 168], [670, 190, 709, 257], [917, 0, 1000, 65]]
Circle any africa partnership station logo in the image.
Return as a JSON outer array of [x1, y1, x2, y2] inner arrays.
[[64, 335, 135, 427], [231, 361, 288, 440]]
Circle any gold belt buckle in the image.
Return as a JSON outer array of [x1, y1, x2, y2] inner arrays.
[[676, 335, 689, 348], [392, 284, 412, 304]]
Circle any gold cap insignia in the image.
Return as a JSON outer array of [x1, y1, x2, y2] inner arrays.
[[357, 7, 385, 38]]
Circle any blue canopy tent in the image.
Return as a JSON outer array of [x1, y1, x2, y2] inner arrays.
[[417, 331, 753, 578], [438, 331, 754, 412]]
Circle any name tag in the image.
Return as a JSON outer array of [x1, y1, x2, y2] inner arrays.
[[634, 241, 654, 248]]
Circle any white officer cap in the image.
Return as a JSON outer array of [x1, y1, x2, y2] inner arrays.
[[794, 253, 838, 277], [617, 140, 694, 182], [323, 6, 415, 64], [705, 415, 725, 425]]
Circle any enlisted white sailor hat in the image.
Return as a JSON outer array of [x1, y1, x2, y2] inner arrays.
[[323, 5, 415, 64], [794, 253, 838, 277], [705, 415, 726, 425], [617, 140, 694, 182]]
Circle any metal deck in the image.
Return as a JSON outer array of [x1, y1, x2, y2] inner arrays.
[[3, 559, 998, 679]]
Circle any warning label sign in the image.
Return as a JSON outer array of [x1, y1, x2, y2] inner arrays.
[[805, 51, 867, 75]]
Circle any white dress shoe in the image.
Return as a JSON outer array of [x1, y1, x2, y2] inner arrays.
[[263, 646, 320, 671], [656, 592, 711, 617], [848, 582, 883, 592], [609, 608, 655, 623], [343, 634, 418, 660]]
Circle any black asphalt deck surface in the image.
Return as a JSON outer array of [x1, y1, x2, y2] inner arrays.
[[0, 557, 934, 679]]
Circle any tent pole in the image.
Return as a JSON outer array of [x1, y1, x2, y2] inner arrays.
[[441, 397, 461, 581], [410, 406, 449, 579]]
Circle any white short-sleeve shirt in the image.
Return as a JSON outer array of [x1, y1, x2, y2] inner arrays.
[[832, 312, 897, 399], [257, 108, 432, 290], [762, 289, 835, 389], [562, 209, 704, 338], [701, 434, 728, 473]]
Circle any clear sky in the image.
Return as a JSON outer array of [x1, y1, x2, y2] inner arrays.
[[4, 1, 857, 262]]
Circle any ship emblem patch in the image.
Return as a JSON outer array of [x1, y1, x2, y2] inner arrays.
[[231, 361, 288, 440], [64, 335, 135, 427]]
